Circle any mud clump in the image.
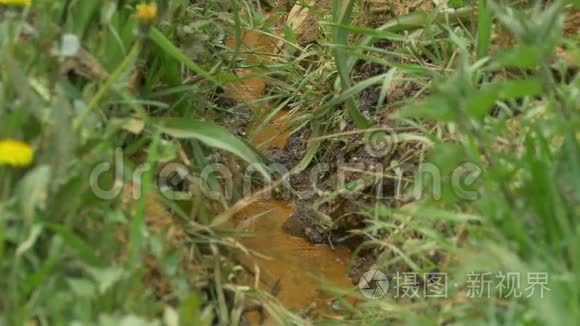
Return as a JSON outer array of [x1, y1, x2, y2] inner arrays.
[[282, 203, 325, 243], [221, 105, 252, 137], [263, 129, 308, 170], [348, 249, 380, 283]]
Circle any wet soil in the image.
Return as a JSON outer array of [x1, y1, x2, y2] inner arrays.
[[220, 10, 428, 317], [224, 29, 354, 315], [236, 200, 352, 310]]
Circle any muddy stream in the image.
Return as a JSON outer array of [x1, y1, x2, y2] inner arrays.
[[224, 31, 353, 313]]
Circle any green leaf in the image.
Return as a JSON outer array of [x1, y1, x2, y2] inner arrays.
[[319, 72, 393, 114], [496, 78, 543, 100], [449, 0, 464, 8], [476, 0, 492, 59], [494, 46, 541, 68], [67, 278, 96, 298], [180, 292, 201, 325], [465, 87, 498, 118], [156, 118, 270, 180], [292, 125, 322, 174], [149, 28, 220, 86], [22, 253, 58, 297], [466, 78, 543, 118], [323, 22, 405, 41], [15, 224, 43, 256], [86, 266, 124, 294], [282, 23, 297, 46], [17, 165, 51, 220], [42, 222, 100, 264], [378, 68, 398, 107], [348, 7, 473, 72], [398, 96, 457, 121], [428, 143, 466, 175], [332, 0, 373, 129]]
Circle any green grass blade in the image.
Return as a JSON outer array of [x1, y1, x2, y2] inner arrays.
[[73, 41, 141, 131], [332, 0, 372, 129], [127, 131, 160, 268], [292, 123, 323, 175], [347, 7, 473, 72], [156, 118, 270, 181], [149, 27, 220, 86], [316, 72, 394, 117], [476, 0, 492, 59]]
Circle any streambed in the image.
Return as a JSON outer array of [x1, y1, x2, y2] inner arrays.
[[224, 30, 354, 312]]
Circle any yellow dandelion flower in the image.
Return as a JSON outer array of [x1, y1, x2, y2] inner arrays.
[[0, 139, 33, 167], [0, 0, 31, 6], [136, 2, 157, 24]]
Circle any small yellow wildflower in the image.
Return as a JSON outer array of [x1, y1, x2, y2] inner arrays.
[[0, 0, 31, 6], [0, 139, 33, 167], [136, 2, 157, 25]]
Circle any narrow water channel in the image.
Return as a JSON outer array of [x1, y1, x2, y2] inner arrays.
[[224, 30, 353, 312]]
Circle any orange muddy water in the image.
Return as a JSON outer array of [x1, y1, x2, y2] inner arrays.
[[225, 31, 353, 312]]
